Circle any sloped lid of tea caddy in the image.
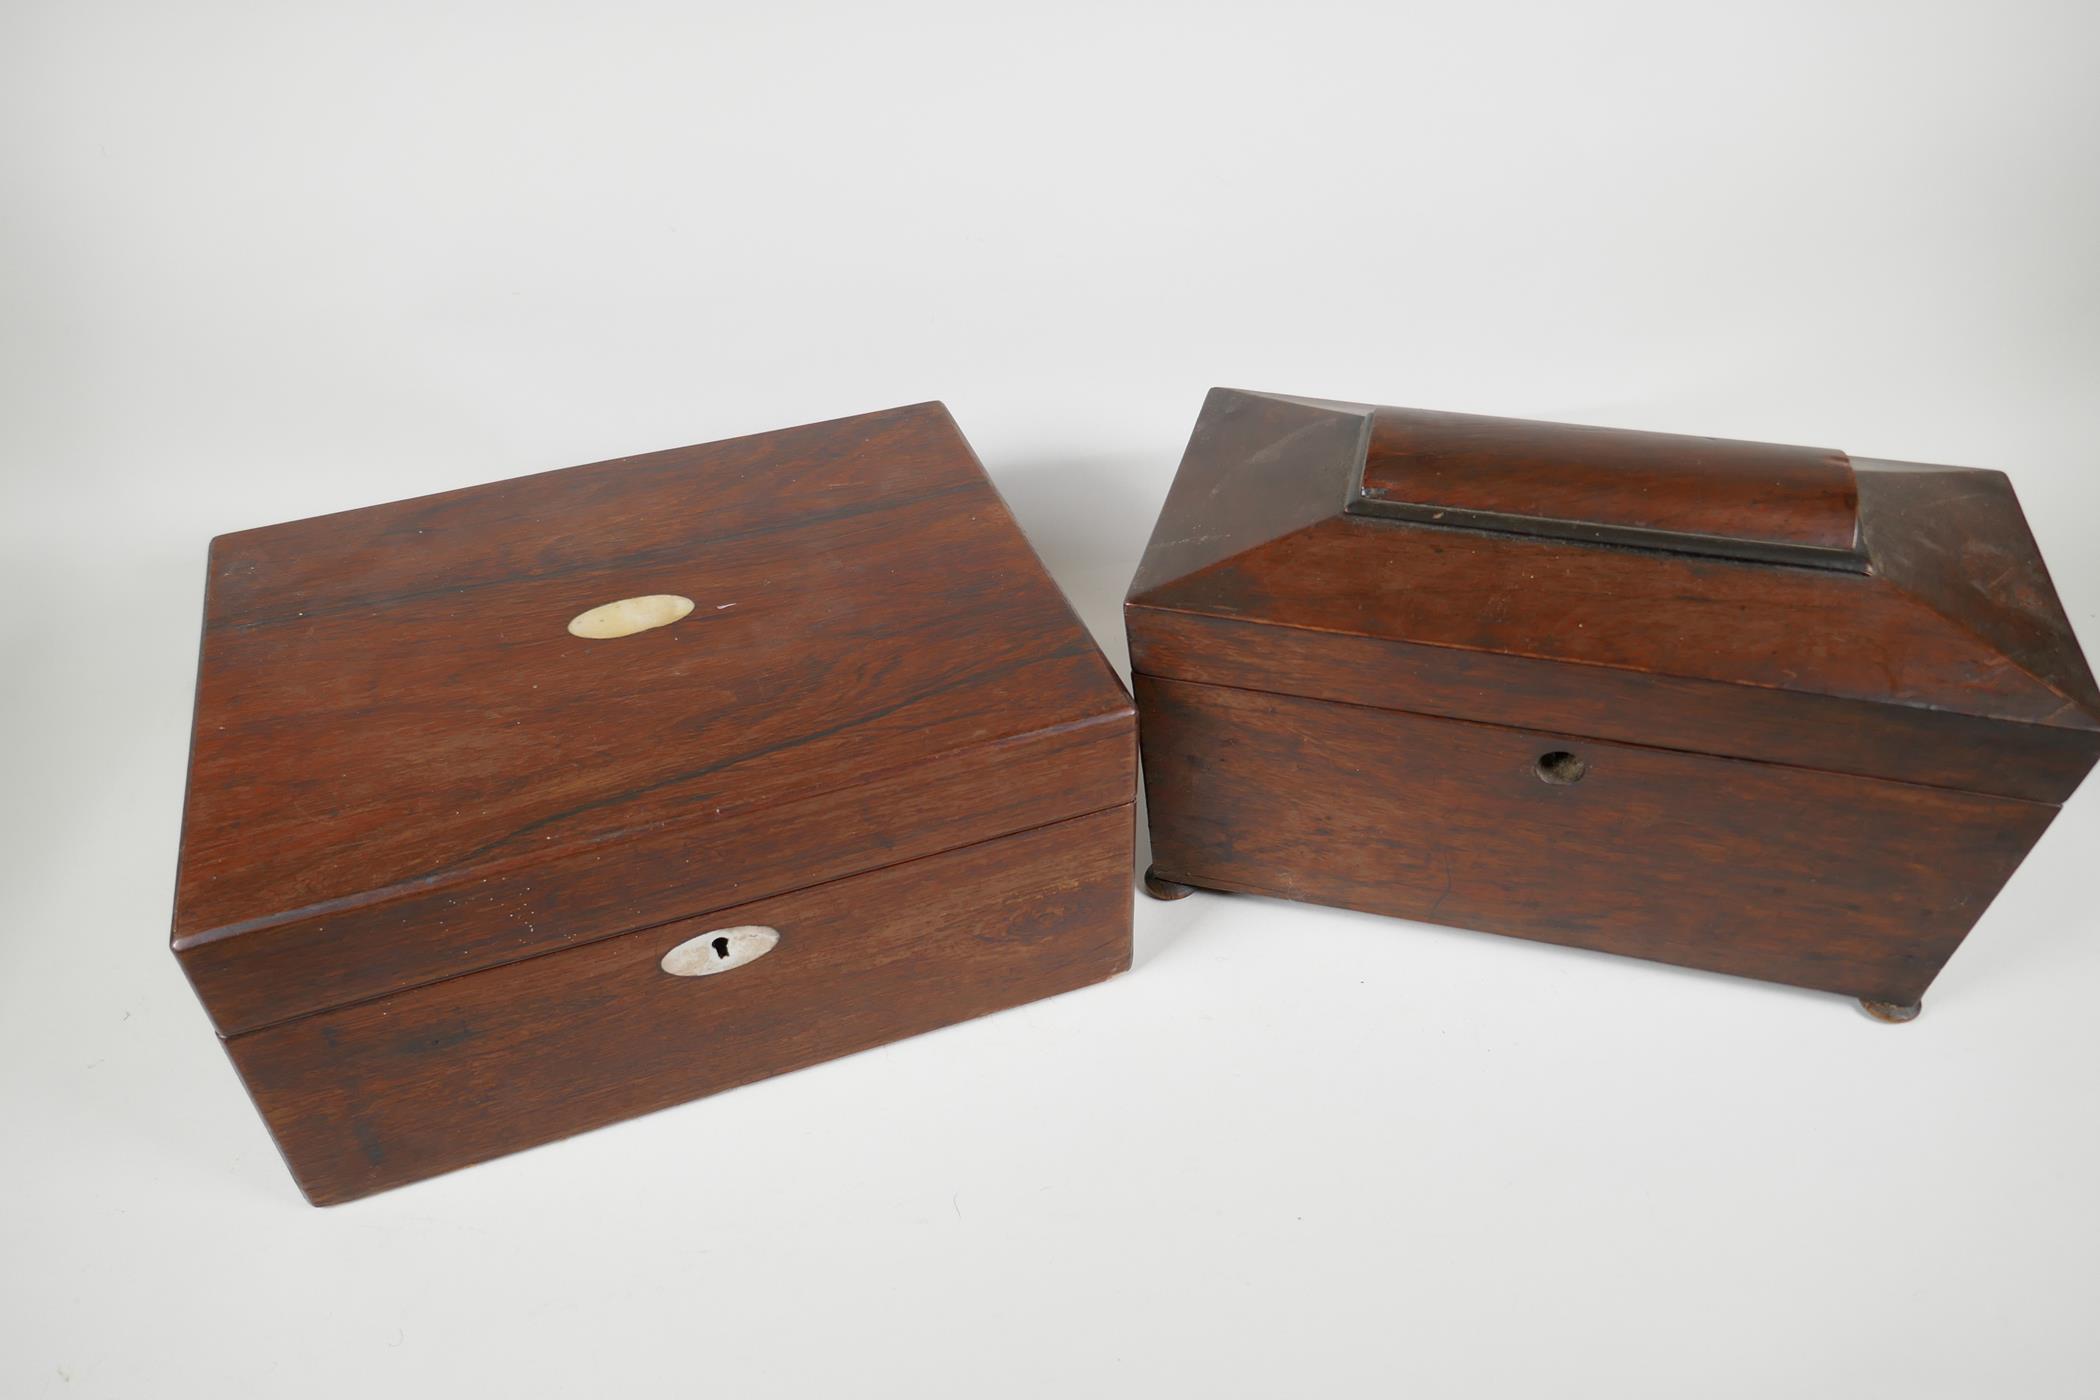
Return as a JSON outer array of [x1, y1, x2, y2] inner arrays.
[[1129, 389, 2100, 734]]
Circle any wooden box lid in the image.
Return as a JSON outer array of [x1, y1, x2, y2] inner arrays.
[[1127, 389, 2100, 803], [1348, 405, 1867, 570], [175, 404, 1134, 1036]]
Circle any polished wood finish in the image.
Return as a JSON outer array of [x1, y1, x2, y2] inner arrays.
[[176, 402, 1133, 1034], [185, 716, 1131, 1036], [1128, 389, 2099, 1009], [1127, 609, 2095, 804], [176, 403, 1136, 1200], [235, 807, 1132, 1205], [1138, 675, 2051, 1005], [1355, 405, 1865, 569]]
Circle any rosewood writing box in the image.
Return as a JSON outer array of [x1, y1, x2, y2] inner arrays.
[[173, 403, 1135, 1203], [1127, 388, 2099, 1019]]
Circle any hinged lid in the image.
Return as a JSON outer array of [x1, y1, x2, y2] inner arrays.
[[1127, 389, 2100, 803], [175, 404, 1134, 1036], [1345, 406, 1868, 571]]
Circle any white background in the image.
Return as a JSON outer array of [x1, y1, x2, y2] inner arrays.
[[5, 2, 2098, 1395]]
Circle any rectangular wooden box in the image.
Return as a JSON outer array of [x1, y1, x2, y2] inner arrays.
[[174, 403, 1135, 1203], [1127, 389, 2100, 1018]]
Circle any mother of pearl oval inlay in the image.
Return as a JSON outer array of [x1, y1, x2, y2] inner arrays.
[[660, 925, 781, 977], [567, 594, 695, 639]]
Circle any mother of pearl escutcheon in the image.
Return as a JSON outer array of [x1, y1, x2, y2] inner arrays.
[[660, 925, 781, 977]]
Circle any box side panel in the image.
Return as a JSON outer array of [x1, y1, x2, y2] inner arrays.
[[228, 804, 1134, 1205], [180, 711, 1133, 1036], [1128, 605, 2100, 804], [1137, 675, 2054, 1006]]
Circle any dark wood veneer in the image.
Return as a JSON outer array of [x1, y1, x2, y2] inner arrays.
[[183, 712, 1132, 1036], [176, 403, 1136, 1200], [1355, 405, 1865, 569], [1128, 389, 2098, 1013], [1139, 676, 2049, 1005], [234, 807, 1132, 1205], [1128, 609, 2098, 805]]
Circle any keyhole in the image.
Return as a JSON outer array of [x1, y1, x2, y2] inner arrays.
[[661, 925, 779, 977]]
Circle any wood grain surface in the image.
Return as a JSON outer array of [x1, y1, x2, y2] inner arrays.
[[233, 805, 1134, 1205], [175, 402, 1135, 1033], [1127, 389, 2098, 1008], [1130, 390, 2100, 734], [1138, 505, 2090, 728], [1356, 405, 1865, 567], [1138, 676, 2051, 1005], [1128, 609, 2098, 804]]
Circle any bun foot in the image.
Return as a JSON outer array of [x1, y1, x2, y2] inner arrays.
[[1142, 866, 1196, 901], [1860, 998, 1922, 1023]]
